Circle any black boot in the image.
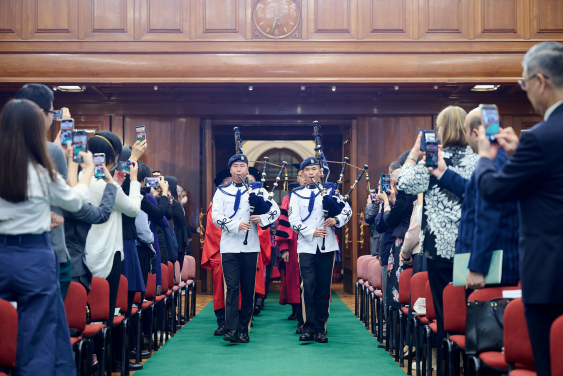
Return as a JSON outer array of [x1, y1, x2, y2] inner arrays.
[[214, 325, 226, 336], [315, 333, 328, 343], [299, 333, 315, 342], [223, 329, 238, 342]]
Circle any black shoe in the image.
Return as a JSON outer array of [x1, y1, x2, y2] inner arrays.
[[288, 312, 297, 320], [214, 325, 226, 336], [315, 333, 328, 343], [239, 332, 250, 343], [254, 305, 261, 316], [299, 333, 315, 342], [223, 329, 238, 342], [296, 324, 303, 334], [113, 361, 143, 372], [130, 350, 151, 359]]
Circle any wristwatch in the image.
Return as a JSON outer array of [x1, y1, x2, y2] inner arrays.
[[408, 154, 417, 162]]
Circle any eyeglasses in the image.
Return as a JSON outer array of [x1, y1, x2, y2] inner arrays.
[[518, 73, 549, 90], [46, 110, 58, 119]]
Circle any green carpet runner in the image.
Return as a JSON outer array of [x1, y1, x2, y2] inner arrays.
[[134, 292, 406, 375]]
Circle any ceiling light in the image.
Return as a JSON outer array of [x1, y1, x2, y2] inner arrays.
[[249, 86, 253, 91], [55, 86, 86, 92], [332, 86, 336, 91], [394, 86, 399, 90], [154, 86, 158, 90], [301, 86, 306, 90], [434, 85, 438, 89], [472, 85, 500, 91]]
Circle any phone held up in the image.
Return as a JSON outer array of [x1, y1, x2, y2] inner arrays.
[[52, 109, 64, 120], [380, 173, 391, 195], [479, 104, 500, 142], [60, 118, 74, 146], [144, 177, 160, 188], [422, 130, 439, 168], [152, 171, 161, 177], [94, 153, 105, 179], [136, 125, 146, 142], [72, 130, 88, 163], [116, 161, 133, 172]]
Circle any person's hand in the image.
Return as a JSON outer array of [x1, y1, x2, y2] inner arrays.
[[150, 187, 159, 196], [428, 148, 447, 178], [400, 252, 413, 265], [101, 165, 114, 184], [495, 127, 519, 157], [313, 228, 328, 238], [50, 211, 64, 229], [378, 257, 382, 266], [249, 215, 261, 224], [367, 196, 372, 204], [466, 271, 485, 290], [126, 161, 138, 182], [281, 250, 289, 263], [376, 186, 387, 202], [407, 132, 424, 164], [78, 151, 94, 171], [388, 185, 397, 205], [196, 226, 201, 233], [239, 222, 252, 232], [61, 107, 71, 119], [114, 170, 126, 186], [477, 125, 501, 160], [54, 130, 64, 150], [130, 140, 147, 161], [159, 176, 169, 196], [323, 217, 337, 228]]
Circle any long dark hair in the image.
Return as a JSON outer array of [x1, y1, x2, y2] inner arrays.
[[0, 99, 56, 203]]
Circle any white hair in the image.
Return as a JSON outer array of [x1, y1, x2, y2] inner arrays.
[[522, 42, 563, 88], [177, 185, 184, 195]]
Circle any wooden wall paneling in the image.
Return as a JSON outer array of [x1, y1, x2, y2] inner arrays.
[[475, 0, 526, 39], [24, 0, 78, 40], [82, 0, 134, 40], [49, 115, 111, 143], [195, 0, 246, 40], [111, 114, 124, 141], [308, 0, 358, 39], [139, 0, 190, 40], [531, 0, 563, 39], [360, 0, 413, 40], [512, 114, 542, 135], [0, 0, 22, 40], [418, 0, 469, 40]]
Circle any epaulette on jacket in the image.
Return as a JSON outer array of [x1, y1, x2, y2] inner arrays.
[[292, 185, 306, 191], [218, 182, 232, 189]]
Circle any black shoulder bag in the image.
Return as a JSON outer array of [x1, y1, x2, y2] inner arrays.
[[465, 297, 512, 356]]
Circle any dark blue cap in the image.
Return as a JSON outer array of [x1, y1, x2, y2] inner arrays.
[[292, 163, 302, 171], [300, 157, 320, 171], [289, 181, 300, 187], [228, 154, 249, 168]]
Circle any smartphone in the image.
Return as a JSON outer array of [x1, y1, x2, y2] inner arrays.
[[94, 153, 105, 179], [52, 109, 64, 120], [116, 161, 133, 172], [72, 130, 88, 163], [380, 173, 391, 195], [60, 119, 74, 146], [144, 177, 160, 188], [152, 171, 161, 177], [425, 142, 439, 168], [136, 125, 146, 142], [480, 104, 500, 142]]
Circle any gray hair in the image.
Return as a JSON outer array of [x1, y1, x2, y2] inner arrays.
[[389, 161, 401, 173], [391, 169, 401, 183], [522, 42, 563, 88], [177, 185, 184, 195]]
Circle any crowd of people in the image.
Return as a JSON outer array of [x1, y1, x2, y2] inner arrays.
[[364, 41, 563, 376], [0, 83, 198, 375]]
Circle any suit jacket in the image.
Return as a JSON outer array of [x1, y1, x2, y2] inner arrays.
[[383, 191, 417, 239], [365, 201, 383, 257], [475, 103, 563, 304], [439, 149, 519, 286]]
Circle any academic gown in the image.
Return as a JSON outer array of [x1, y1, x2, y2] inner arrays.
[[201, 202, 271, 311], [275, 195, 301, 305]]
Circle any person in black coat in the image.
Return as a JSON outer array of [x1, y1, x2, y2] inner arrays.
[[165, 176, 189, 271], [474, 42, 563, 376]]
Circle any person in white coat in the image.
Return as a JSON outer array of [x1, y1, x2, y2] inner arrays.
[[212, 153, 280, 343], [289, 157, 351, 343]]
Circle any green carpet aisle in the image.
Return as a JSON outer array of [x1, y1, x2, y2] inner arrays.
[[134, 292, 406, 376]]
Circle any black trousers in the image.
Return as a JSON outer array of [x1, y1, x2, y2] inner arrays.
[[524, 303, 563, 376], [427, 258, 453, 375], [221, 252, 258, 333], [106, 252, 122, 327], [299, 249, 335, 334]]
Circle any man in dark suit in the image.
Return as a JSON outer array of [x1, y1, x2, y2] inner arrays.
[[475, 41, 563, 376]]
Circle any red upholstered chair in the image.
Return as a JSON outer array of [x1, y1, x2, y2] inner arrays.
[[551, 316, 563, 376], [366, 259, 383, 339], [85, 277, 110, 376], [422, 281, 438, 376], [397, 268, 413, 366], [181, 255, 197, 321], [504, 299, 535, 376], [466, 286, 521, 376], [362, 258, 376, 328], [64, 282, 87, 375], [0, 299, 17, 376], [442, 284, 467, 376], [355, 255, 372, 319], [407, 271, 428, 376]]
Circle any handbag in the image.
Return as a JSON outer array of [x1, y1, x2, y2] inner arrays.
[[465, 297, 512, 356]]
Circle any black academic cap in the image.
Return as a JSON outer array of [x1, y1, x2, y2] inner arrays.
[[292, 163, 302, 171], [214, 169, 232, 187], [248, 167, 261, 183]]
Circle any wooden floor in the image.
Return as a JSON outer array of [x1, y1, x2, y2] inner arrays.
[[120, 281, 420, 375]]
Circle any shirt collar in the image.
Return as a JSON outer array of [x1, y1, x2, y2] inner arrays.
[[235, 183, 243, 188], [544, 100, 563, 121], [306, 184, 316, 189]]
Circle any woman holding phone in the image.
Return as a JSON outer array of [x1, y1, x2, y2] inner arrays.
[[0, 99, 94, 375]]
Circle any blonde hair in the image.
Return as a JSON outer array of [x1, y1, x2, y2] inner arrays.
[[436, 106, 468, 148]]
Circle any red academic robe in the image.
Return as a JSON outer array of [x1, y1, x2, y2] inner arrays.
[[201, 202, 271, 311], [275, 195, 301, 305]]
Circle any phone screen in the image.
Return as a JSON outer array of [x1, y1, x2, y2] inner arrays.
[[136, 126, 146, 142], [94, 154, 105, 178], [144, 177, 160, 187], [116, 161, 132, 172], [60, 119, 74, 145], [53, 110, 64, 120], [425, 142, 439, 168], [381, 173, 391, 195], [72, 131, 88, 163], [481, 105, 500, 141]]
